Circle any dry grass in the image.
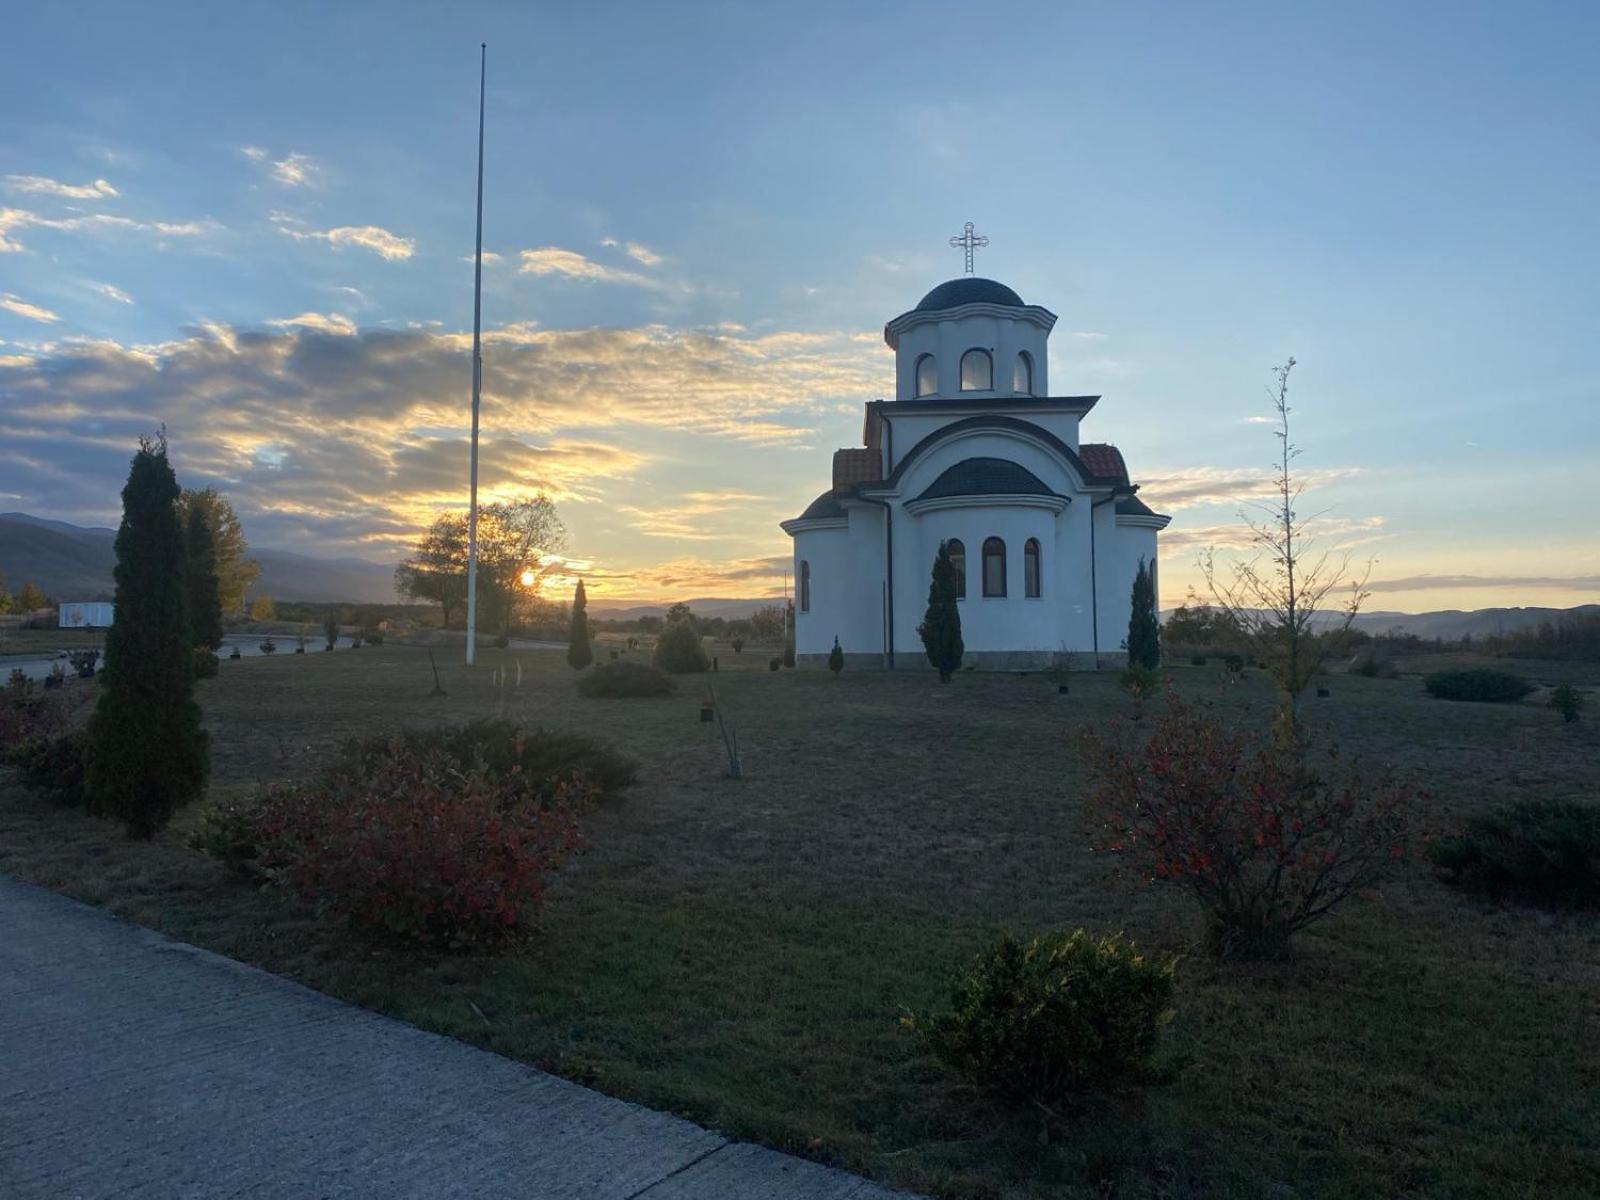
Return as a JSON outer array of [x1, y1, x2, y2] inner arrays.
[[3, 645, 1598, 1199]]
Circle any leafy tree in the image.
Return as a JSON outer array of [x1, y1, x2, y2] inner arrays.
[[1202, 359, 1369, 743], [654, 619, 709, 674], [567, 580, 593, 670], [394, 513, 469, 628], [664, 601, 695, 627], [0, 567, 9, 613], [1161, 597, 1243, 650], [178, 488, 259, 614], [18, 581, 46, 612], [183, 503, 224, 650], [475, 496, 567, 636], [249, 594, 276, 621], [918, 541, 965, 682], [1126, 558, 1160, 669], [749, 605, 786, 642], [84, 434, 209, 838]]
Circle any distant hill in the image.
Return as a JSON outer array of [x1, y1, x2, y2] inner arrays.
[[1160, 603, 1600, 641], [587, 597, 778, 621], [0, 513, 399, 605]]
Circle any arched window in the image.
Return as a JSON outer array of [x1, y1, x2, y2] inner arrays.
[[1024, 538, 1042, 597], [799, 560, 810, 613], [1013, 351, 1034, 396], [982, 536, 1006, 597], [915, 353, 937, 397], [959, 348, 993, 391], [946, 538, 966, 600]]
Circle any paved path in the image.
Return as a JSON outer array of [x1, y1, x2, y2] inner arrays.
[[0, 876, 914, 1199]]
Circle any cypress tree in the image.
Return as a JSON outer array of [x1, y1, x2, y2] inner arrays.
[[84, 435, 210, 838], [1126, 557, 1161, 669], [184, 503, 224, 651], [828, 636, 844, 675], [567, 579, 593, 669], [918, 541, 965, 682]]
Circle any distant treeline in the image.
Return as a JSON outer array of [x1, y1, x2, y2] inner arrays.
[[1478, 611, 1600, 662]]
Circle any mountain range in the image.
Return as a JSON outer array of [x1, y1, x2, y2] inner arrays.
[[0, 513, 399, 605], [2, 513, 1594, 636]]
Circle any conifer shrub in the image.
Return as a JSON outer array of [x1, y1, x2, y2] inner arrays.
[[83, 435, 209, 838], [1086, 691, 1417, 959], [769, 656, 782, 672], [1550, 683, 1585, 724], [828, 637, 844, 674], [654, 620, 709, 674], [578, 661, 675, 698], [1126, 558, 1160, 669], [904, 929, 1176, 1104], [10, 727, 89, 806], [1119, 664, 1161, 699], [567, 580, 593, 670], [323, 617, 339, 650], [918, 541, 964, 682], [1424, 668, 1533, 703], [1432, 801, 1600, 907]]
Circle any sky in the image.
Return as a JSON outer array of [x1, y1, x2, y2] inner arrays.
[[1, 0, 1597, 611]]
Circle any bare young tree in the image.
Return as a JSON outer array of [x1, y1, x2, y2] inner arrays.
[[1202, 359, 1370, 742]]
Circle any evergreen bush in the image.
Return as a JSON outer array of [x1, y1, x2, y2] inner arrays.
[[567, 580, 593, 669], [83, 436, 210, 838], [905, 929, 1176, 1104], [1126, 558, 1161, 669], [1424, 668, 1533, 703], [918, 541, 964, 682], [578, 661, 675, 698], [1550, 683, 1585, 723], [1432, 800, 1600, 906], [183, 502, 224, 651], [654, 620, 709, 674], [828, 637, 844, 674]]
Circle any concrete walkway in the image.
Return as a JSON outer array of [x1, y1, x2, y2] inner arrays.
[[0, 876, 915, 1199]]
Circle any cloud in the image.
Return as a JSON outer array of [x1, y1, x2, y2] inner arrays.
[[0, 318, 886, 557], [518, 247, 658, 288], [278, 222, 414, 260], [594, 553, 793, 600], [242, 147, 320, 187], [3, 175, 119, 200], [1137, 465, 1363, 512], [1364, 573, 1600, 594], [1161, 515, 1388, 552], [265, 311, 357, 336], [617, 490, 770, 541], [599, 236, 663, 267], [0, 206, 211, 253], [0, 294, 60, 324], [89, 282, 133, 305]]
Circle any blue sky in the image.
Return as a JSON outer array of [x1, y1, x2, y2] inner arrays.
[[2, 0, 1597, 609]]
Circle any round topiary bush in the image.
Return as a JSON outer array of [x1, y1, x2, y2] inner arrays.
[[653, 621, 709, 674], [578, 661, 676, 698], [1424, 668, 1533, 703]]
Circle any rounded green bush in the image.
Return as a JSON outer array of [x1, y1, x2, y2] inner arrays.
[[1423, 668, 1532, 703], [905, 929, 1176, 1104], [578, 661, 676, 698], [653, 621, 709, 674]]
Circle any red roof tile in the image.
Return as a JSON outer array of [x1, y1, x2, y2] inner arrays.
[[1078, 442, 1129, 484]]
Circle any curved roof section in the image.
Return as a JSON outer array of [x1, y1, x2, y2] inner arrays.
[[796, 491, 847, 521], [1078, 443, 1130, 486], [871, 416, 1128, 492], [914, 277, 1025, 312], [915, 457, 1058, 502]]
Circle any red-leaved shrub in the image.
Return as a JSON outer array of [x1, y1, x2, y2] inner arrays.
[[204, 738, 590, 948], [1085, 690, 1417, 959]]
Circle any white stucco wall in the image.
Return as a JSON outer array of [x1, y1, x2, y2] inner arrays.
[[1093, 514, 1161, 657], [791, 511, 884, 659], [893, 311, 1050, 402]]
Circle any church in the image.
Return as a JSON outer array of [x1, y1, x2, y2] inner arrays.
[[782, 246, 1170, 670]]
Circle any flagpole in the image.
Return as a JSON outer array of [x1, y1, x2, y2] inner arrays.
[[465, 42, 486, 666]]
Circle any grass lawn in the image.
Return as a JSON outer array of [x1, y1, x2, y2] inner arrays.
[[3, 646, 1597, 1198]]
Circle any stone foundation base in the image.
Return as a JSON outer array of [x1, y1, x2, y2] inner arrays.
[[795, 650, 1128, 671]]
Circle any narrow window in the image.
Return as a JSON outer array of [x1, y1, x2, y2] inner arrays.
[[982, 536, 1006, 597], [1024, 537, 1041, 597], [946, 538, 966, 600], [1013, 351, 1034, 396], [915, 353, 937, 397], [799, 560, 810, 613], [959, 348, 992, 391]]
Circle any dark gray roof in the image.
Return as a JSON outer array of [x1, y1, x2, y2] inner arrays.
[[914, 277, 1024, 312], [795, 491, 847, 521], [1115, 494, 1163, 518], [873, 416, 1126, 491], [914, 457, 1060, 502]]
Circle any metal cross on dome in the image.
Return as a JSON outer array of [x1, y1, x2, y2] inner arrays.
[[948, 221, 988, 274]]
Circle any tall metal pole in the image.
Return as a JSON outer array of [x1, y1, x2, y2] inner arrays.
[[465, 42, 486, 666]]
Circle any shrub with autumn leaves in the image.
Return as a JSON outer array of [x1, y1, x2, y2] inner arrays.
[[196, 723, 627, 949], [1085, 690, 1418, 960]]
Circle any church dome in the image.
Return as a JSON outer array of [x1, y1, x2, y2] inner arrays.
[[914, 277, 1025, 312]]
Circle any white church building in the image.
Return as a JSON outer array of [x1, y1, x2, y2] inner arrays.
[[782, 267, 1170, 670]]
